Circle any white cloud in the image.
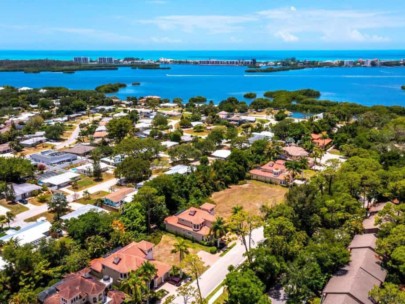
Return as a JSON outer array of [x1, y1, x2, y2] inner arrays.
[[258, 7, 404, 43], [140, 15, 256, 34], [275, 31, 298, 42]]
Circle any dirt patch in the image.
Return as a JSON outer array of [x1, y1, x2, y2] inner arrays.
[[210, 180, 287, 219]]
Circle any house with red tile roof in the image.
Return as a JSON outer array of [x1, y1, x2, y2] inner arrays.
[[90, 241, 171, 288], [282, 145, 309, 160], [40, 268, 112, 304], [311, 133, 332, 148], [249, 160, 290, 186], [164, 204, 216, 242]]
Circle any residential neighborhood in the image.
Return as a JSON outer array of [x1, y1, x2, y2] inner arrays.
[[0, 86, 403, 304]]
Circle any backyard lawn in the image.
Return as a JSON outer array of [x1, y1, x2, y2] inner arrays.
[[76, 191, 109, 205], [0, 199, 29, 215], [210, 180, 287, 218], [153, 233, 213, 267]]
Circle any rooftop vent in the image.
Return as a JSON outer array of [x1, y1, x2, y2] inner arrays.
[[113, 257, 121, 265], [103, 275, 110, 281], [189, 210, 196, 216]]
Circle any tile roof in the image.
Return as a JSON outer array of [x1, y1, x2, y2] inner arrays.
[[107, 290, 126, 304], [91, 242, 170, 280], [249, 160, 289, 181], [282, 146, 309, 157], [54, 272, 105, 301], [200, 203, 216, 211], [177, 207, 215, 225]]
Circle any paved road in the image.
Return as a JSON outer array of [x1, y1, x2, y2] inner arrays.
[[55, 118, 91, 150], [170, 227, 265, 304], [11, 204, 49, 227]]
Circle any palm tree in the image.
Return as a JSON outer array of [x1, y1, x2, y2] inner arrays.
[[232, 205, 243, 215], [138, 261, 157, 304], [210, 217, 227, 248], [5, 211, 15, 227], [171, 238, 190, 262], [285, 160, 304, 180], [312, 146, 323, 165], [120, 272, 144, 304]]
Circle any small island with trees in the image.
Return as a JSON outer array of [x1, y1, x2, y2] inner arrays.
[[95, 83, 127, 93]]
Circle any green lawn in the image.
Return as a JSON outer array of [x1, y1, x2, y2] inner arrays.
[[69, 173, 114, 191], [0, 199, 29, 215], [76, 191, 109, 205]]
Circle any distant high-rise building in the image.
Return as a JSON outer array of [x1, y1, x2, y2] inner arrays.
[[98, 57, 114, 64], [73, 57, 89, 64]]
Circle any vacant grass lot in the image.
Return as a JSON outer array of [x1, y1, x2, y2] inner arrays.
[[210, 180, 287, 219]]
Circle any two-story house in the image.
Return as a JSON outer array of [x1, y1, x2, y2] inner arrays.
[[40, 269, 109, 304], [90, 241, 171, 288], [164, 203, 216, 242], [249, 160, 290, 185]]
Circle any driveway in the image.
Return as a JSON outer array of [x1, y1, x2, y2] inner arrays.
[[168, 227, 265, 303], [11, 204, 49, 227]]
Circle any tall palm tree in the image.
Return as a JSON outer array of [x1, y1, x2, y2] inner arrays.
[[210, 217, 227, 248], [171, 238, 190, 262], [120, 272, 144, 304], [138, 261, 157, 304]]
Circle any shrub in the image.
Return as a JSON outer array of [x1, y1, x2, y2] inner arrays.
[[209, 247, 217, 254]]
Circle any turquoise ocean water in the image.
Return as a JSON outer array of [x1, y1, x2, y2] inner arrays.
[[0, 50, 404, 106]]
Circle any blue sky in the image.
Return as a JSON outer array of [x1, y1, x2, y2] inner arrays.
[[1, 0, 404, 50]]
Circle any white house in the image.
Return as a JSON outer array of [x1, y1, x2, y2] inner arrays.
[[0, 220, 51, 245], [39, 172, 80, 189], [11, 183, 42, 201]]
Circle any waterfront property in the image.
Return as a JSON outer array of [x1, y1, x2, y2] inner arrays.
[[90, 241, 171, 288], [164, 203, 216, 242]]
